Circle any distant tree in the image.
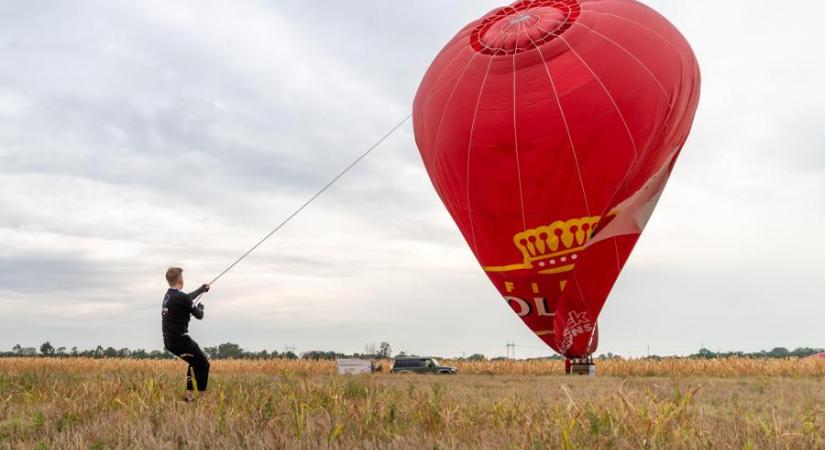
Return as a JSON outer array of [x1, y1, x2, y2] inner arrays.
[[40, 342, 55, 356], [283, 351, 298, 360], [467, 353, 486, 361], [216, 342, 243, 359], [12, 344, 21, 354], [694, 348, 715, 359], [790, 347, 824, 358], [302, 350, 343, 360], [57, 347, 66, 355], [378, 342, 392, 359], [71, 347, 78, 356], [767, 347, 790, 358], [150, 350, 172, 359]]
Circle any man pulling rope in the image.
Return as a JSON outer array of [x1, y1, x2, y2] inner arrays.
[[161, 267, 211, 402], [157, 114, 411, 402]]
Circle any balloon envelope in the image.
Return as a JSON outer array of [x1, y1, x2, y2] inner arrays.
[[413, 0, 700, 357]]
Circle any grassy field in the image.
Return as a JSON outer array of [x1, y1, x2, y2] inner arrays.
[[2, 358, 825, 449]]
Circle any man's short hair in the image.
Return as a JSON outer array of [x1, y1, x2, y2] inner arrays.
[[166, 267, 183, 286]]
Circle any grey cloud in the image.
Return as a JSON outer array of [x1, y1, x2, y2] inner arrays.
[[0, 255, 123, 294]]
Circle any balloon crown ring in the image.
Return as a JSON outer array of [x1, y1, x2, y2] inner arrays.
[[470, 0, 582, 55]]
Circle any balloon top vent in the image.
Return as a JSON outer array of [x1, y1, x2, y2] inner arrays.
[[470, 0, 581, 55]]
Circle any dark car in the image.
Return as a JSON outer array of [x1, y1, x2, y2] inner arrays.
[[391, 357, 457, 374]]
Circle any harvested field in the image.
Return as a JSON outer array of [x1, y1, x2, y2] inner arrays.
[[2, 358, 824, 449]]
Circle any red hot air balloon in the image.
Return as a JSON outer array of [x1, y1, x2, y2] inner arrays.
[[413, 0, 700, 358]]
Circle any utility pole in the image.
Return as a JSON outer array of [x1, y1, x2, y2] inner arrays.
[[284, 345, 296, 355], [506, 341, 516, 359]]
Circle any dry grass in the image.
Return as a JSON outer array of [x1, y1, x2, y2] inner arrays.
[[451, 357, 825, 377], [2, 357, 825, 449]]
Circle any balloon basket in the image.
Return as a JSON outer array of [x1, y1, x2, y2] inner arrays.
[[567, 357, 596, 376]]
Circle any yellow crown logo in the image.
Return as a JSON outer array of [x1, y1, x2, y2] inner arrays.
[[484, 216, 601, 274]]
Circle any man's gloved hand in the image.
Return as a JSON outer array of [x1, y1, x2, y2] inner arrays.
[[192, 302, 205, 319], [201, 284, 210, 292]]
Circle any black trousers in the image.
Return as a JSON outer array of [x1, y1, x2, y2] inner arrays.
[[164, 335, 210, 391]]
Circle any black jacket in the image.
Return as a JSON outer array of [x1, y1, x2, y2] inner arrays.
[[161, 286, 207, 338]]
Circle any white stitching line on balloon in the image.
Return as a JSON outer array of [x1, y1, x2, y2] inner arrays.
[[536, 25, 639, 162], [522, 21, 597, 354], [580, 6, 682, 53], [566, 16, 678, 225], [536, 24, 643, 232], [536, 25, 640, 278], [571, 21, 671, 104], [522, 25, 593, 218], [427, 49, 481, 205], [555, 8, 689, 234], [511, 11, 529, 232], [420, 46, 481, 113], [573, 271, 600, 354], [465, 33, 510, 255]]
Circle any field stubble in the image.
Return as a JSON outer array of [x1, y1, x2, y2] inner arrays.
[[1, 357, 825, 449]]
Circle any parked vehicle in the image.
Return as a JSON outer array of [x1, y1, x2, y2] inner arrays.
[[390, 357, 457, 374]]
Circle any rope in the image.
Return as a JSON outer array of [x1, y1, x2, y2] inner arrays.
[[193, 113, 412, 304]]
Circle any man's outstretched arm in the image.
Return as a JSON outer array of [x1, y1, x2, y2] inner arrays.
[[186, 284, 210, 301]]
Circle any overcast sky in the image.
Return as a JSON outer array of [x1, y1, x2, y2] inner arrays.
[[1, 1, 823, 358]]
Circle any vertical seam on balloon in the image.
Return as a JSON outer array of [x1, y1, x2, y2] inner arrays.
[[613, 239, 622, 273], [580, 6, 681, 53], [512, 17, 529, 231], [422, 41, 494, 109], [526, 30, 593, 217], [578, 6, 687, 218], [428, 50, 480, 205], [547, 29, 639, 162], [572, 21, 671, 104], [465, 30, 511, 254], [534, 25, 615, 357], [430, 48, 479, 158], [575, 272, 599, 354], [465, 51, 500, 255], [525, 19, 587, 353]]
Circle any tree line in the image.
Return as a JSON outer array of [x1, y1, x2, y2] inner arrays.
[[2, 342, 822, 360], [0, 341, 394, 360], [687, 347, 824, 360]]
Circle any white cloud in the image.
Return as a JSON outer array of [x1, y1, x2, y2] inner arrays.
[[0, 87, 32, 116]]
